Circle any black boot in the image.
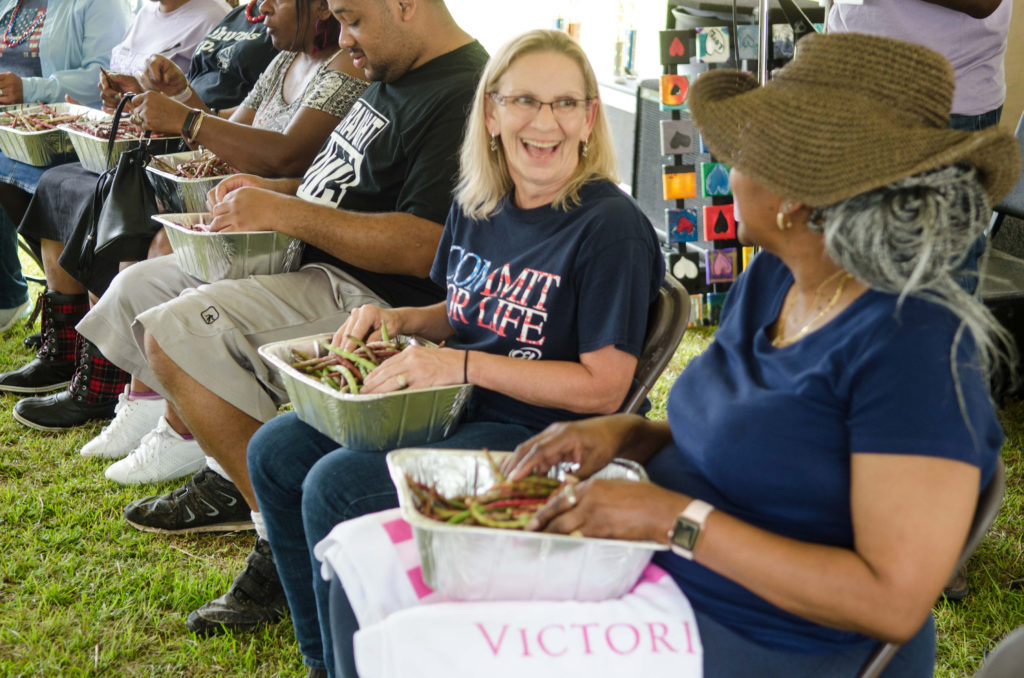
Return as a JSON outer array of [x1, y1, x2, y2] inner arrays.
[[186, 537, 288, 636], [12, 337, 130, 431], [0, 290, 88, 394], [23, 332, 42, 350]]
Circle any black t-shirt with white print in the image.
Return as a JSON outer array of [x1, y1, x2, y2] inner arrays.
[[186, 4, 277, 111], [297, 40, 489, 308]]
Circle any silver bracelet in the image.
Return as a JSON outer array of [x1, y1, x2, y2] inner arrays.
[[169, 85, 193, 103]]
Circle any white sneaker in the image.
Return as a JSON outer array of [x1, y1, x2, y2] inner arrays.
[[81, 387, 165, 459], [104, 416, 206, 485], [0, 298, 30, 333]]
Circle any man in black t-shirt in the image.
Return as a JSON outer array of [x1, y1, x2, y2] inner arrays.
[[76, 0, 487, 637]]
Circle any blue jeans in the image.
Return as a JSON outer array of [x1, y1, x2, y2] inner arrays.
[[0, 206, 28, 309], [0, 152, 48, 309], [948, 106, 1002, 294], [948, 106, 1002, 131], [327, 576, 935, 678], [248, 410, 537, 675]]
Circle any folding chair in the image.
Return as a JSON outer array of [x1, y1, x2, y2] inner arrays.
[[987, 111, 1024, 241], [974, 624, 1024, 678], [17, 233, 45, 286], [620, 273, 691, 414], [857, 460, 1007, 678]]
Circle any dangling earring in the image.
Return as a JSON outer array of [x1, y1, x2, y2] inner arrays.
[[581, 138, 590, 157], [489, 134, 498, 152]]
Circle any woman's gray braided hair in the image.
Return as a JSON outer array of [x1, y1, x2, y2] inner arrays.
[[808, 164, 1017, 392]]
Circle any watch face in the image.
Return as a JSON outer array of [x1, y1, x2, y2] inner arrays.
[[672, 517, 700, 551]]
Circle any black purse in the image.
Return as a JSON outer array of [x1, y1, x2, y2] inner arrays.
[[59, 96, 162, 295]]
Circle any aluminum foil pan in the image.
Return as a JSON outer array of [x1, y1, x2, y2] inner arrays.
[[61, 109, 181, 174], [388, 448, 667, 601], [146, 150, 235, 213], [258, 333, 473, 451], [0, 103, 94, 166], [152, 212, 304, 282]]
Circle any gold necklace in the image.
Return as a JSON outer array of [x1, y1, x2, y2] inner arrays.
[[772, 270, 853, 348]]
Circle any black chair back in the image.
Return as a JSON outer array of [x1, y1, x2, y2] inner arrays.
[[620, 274, 691, 414]]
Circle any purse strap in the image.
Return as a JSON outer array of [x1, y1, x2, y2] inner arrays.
[[105, 95, 152, 167]]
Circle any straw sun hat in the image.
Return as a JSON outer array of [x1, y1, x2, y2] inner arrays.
[[687, 32, 1021, 208]]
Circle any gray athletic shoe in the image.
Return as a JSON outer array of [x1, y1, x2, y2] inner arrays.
[[186, 537, 288, 636], [123, 467, 254, 534]]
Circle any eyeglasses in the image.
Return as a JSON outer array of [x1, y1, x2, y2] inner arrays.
[[489, 92, 592, 119]]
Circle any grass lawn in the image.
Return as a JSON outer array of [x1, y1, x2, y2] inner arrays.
[[0, 256, 1022, 676]]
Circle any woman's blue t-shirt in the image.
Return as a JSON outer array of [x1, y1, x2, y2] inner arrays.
[[649, 252, 1002, 654], [429, 180, 664, 431]]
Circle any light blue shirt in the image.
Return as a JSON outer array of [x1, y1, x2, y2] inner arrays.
[[0, 0, 133, 107]]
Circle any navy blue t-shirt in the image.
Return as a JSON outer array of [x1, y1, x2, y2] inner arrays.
[[429, 180, 664, 431], [648, 252, 1002, 654], [186, 4, 276, 111]]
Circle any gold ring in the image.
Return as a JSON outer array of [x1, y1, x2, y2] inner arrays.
[[569, 529, 584, 538], [395, 374, 407, 388], [0, 88, 4, 96], [563, 484, 577, 507]]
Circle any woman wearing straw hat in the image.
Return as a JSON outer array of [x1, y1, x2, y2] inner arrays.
[[505, 33, 1021, 676]]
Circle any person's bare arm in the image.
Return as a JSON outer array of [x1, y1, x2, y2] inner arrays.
[[131, 94, 344, 177], [208, 187, 443, 276], [922, 0, 1002, 18], [505, 414, 673, 481], [532, 453, 979, 644], [134, 52, 358, 176], [361, 343, 637, 415], [694, 454, 977, 642], [190, 105, 343, 177], [332, 303, 455, 348], [137, 54, 206, 105]]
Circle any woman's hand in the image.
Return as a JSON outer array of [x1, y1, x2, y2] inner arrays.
[[0, 72, 24, 104], [527, 478, 686, 543], [360, 345, 464, 394], [129, 91, 189, 134], [503, 414, 654, 481], [137, 54, 188, 97], [331, 304, 405, 350], [98, 70, 141, 111]]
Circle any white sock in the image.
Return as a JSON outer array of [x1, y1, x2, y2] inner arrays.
[[206, 456, 231, 481], [251, 510, 268, 541]]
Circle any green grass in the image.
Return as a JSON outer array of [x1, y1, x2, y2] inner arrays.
[[0, 256, 1021, 676]]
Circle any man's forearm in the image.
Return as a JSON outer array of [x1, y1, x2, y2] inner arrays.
[[269, 177, 304, 195], [281, 199, 444, 277]]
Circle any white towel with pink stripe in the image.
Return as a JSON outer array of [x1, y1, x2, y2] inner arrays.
[[315, 508, 704, 678]]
